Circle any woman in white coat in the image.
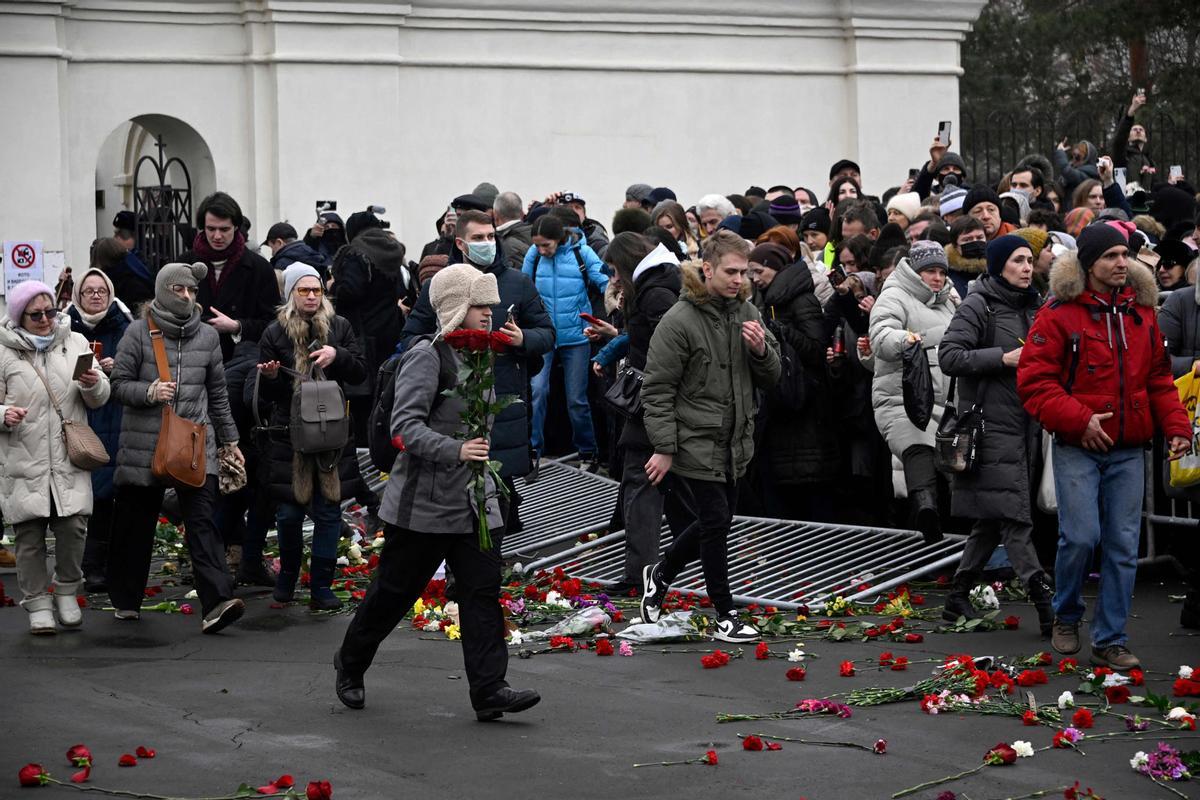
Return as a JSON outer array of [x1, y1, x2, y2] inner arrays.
[[0, 281, 110, 633], [868, 241, 957, 542]]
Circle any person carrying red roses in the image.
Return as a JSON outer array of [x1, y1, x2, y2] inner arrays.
[[334, 263, 539, 721]]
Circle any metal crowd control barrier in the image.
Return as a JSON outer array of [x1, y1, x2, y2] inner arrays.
[[1141, 439, 1197, 570]]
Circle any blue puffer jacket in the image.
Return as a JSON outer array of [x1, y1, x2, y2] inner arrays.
[[521, 233, 609, 348], [67, 302, 132, 500]]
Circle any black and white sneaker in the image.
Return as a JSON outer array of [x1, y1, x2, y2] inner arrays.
[[201, 598, 244, 635], [639, 563, 666, 623], [713, 613, 759, 644]]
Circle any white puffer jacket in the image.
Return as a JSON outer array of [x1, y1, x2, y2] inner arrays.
[[868, 258, 958, 458], [0, 318, 110, 523]]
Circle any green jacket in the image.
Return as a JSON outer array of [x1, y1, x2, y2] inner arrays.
[[642, 262, 781, 482]]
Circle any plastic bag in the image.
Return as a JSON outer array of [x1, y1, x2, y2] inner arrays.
[[901, 339, 934, 430], [1169, 371, 1200, 488], [615, 611, 707, 643], [1036, 431, 1057, 513], [524, 606, 611, 640]]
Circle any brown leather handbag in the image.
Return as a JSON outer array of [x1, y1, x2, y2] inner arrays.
[[147, 317, 207, 488], [26, 355, 110, 471]]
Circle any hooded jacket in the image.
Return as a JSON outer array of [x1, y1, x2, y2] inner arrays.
[[497, 220, 533, 272], [939, 275, 1042, 523], [1053, 141, 1101, 202], [303, 212, 347, 263], [868, 258, 959, 458], [330, 228, 407, 392], [1017, 253, 1189, 448], [0, 319, 111, 524], [642, 261, 781, 482], [270, 239, 330, 280], [521, 234, 609, 348]]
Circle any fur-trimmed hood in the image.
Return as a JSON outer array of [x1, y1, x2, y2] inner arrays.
[[680, 258, 753, 306], [1047, 250, 1158, 307], [946, 244, 987, 276]]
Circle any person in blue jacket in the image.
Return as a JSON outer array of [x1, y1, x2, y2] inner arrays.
[[522, 213, 609, 473], [65, 267, 132, 593]]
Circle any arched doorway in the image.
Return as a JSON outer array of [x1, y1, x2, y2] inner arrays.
[[94, 115, 215, 271]]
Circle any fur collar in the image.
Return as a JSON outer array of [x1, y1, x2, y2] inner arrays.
[[680, 259, 752, 306], [946, 244, 986, 275], [1048, 250, 1158, 307]]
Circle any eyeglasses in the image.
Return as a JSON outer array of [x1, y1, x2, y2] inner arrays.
[[170, 284, 199, 295], [295, 287, 324, 297], [24, 309, 58, 322], [81, 288, 110, 298]]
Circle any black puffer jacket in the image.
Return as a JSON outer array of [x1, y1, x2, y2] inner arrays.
[[330, 229, 407, 396], [617, 253, 682, 451], [399, 247, 555, 477], [756, 264, 836, 484], [271, 240, 329, 281], [938, 275, 1042, 523], [255, 314, 366, 504]]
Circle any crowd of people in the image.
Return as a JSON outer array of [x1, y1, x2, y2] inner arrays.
[[2, 92, 1199, 715]]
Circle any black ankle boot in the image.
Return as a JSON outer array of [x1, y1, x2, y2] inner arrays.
[[1028, 571, 1055, 637], [910, 489, 943, 544], [308, 557, 343, 611], [334, 649, 364, 709], [273, 544, 302, 603], [942, 572, 981, 623]]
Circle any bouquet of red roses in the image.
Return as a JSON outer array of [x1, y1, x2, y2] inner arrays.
[[442, 328, 516, 550]]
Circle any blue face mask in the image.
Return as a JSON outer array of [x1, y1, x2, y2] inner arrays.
[[466, 240, 497, 266]]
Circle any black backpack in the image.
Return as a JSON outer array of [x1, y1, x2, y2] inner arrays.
[[367, 336, 457, 473], [763, 314, 806, 411], [532, 242, 608, 321]]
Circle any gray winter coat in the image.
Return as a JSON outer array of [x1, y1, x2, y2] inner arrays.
[[1159, 282, 1200, 378], [110, 312, 239, 487], [377, 339, 502, 535], [938, 275, 1042, 524]]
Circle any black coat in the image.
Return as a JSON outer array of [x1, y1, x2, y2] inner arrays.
[[938, 275, 1042, 523], [103, 253, 154, 310], [180, 246, 280, 363], [617, 260, 681, 451], [255, 315, 367, 504], [757, 265, 837, 484], [399, 249, 555, 477], [330, 230, 407, 395], [271, 240, 329, 281]]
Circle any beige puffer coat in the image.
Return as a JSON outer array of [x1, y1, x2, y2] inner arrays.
[[0, 319, 110, 523]]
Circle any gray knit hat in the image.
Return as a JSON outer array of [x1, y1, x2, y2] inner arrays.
[[908, 240, 949, 273], [154, 261, 207, 317], [282, 262, 321, 300], [429, 263, 500, 333]]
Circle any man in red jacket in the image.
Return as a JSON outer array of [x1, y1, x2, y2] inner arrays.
[[1018, 223, 1191, 668]]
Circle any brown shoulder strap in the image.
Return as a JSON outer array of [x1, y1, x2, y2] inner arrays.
[[146, 315, 173, 383], [24, 354, 66, 421]]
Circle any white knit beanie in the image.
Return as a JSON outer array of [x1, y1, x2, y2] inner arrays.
[[886, 191, 921, 222], [429, 263, 500, 333]]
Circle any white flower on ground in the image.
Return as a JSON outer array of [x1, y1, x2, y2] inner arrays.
[[347, 543, 364, 564], [1101, 672, 1130, 688], [969, 584, 1000, 610], [787, 648, 806, 662], [1179, 666, 1194, 680], [1057, 691, 1074, 709], [1167, 706, 1191, 720], [508, 629, 527, 645], [1130, 751, 1150, 771], [336, 556, 350, 566], [1012, 741, 1034, 758]]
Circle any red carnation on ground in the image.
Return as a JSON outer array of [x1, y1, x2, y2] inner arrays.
[[701, 650, 731, 669], [786, 667, 807, 681], [839, 660, 855, 677], [1057, 657, 1078, 673], [904, 633, 923, 643], [878, 651, 894, 667], [1003, 615, 1020, 629], [19, 764, 49, 787], [701, 750, 718, 766], [1022, 710, 1039, 726], [755, 642, 770, 660], [65, 745, 91, 768], [134, 746, 155, 759], [890, 656, 909, 671], [984, 742, 1017, 766], [1129, 668, 1144, 686], [1104, 685, 1131, 704], [1071, 708, 1094, 728], [306, 780, 333, 800], [118, 754, 137, 767], [595, 638, 614, 656], [742, 735, 765, 751]]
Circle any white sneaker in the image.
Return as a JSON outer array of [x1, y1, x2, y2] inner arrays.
[[639, 563, 666, 623], [713, 613, 759, 644], [25, 596, 57, 635], [54, 582, 82, 628]]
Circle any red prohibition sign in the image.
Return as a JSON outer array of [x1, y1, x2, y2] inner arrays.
[[11, 244, 36, 269]]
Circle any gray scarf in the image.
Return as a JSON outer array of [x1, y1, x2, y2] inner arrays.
[[148, 303, 202, 339]]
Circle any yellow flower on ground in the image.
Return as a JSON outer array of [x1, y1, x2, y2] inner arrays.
[[445, 624, 461, 640], [413, 598, 425, 616]]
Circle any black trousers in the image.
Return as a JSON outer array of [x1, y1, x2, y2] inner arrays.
[[620, 446, 697, 584], [82, 496, 116, 579], [107, 476, 233, 616], [339, 524, 508, 707], [658, 476, 738, 616]]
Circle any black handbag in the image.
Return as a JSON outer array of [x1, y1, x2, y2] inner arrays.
[[935, 376, 985, 474], [602, 364, 645, 420]]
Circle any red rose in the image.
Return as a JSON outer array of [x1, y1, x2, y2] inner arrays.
[[878, 652, 894, 666], [70, 767, 90, 784], [1057, 657, 1078, 674], [1036, 652, 1052, 665], [765, 742, 783, 751], [864, 627, 880, 638], [891, 657, 909, 671], [1003, 615, 1020, 629], [786, 667, 807, 681], [306, 780, 333, 800], [1092, 667, 1113, 678], [984, 743, 1017, 766], [904, 633, 923, 643], [65, 745, 91, 768], [1071, 708, 1094, 728], [1104, 685, 1131, 704], [839, 660, 855, 677], [1172, 678, 1200, 697], [1022, 710, 1039, 726], [118, 754, 137, 767], [910, 594, 925, 605], [18, 764, 48, 787], [873, 739, 888, 754], [134, 747, 155, 759], [702, 750, 718, 766], [755, 642, 770, 660], [742, 735, 764, 751], [595, 638, 614, 656], [1129, 668, 1144, 686]]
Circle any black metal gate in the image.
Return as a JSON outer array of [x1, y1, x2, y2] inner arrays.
[[132, 135, 193, 272], [960, 107, 1200, 190]]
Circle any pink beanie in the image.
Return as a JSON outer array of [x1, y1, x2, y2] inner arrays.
[[6, 280, 55, 322]]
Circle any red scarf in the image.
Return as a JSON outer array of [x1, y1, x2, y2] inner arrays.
[[191, 230, 246, 294]]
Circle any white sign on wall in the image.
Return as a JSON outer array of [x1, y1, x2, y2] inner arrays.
[[3, 239, 44, 296]]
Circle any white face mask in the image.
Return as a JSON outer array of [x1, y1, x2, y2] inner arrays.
[[466, 240, 497, 266]]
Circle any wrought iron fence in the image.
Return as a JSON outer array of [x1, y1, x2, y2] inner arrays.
[[960, 107, 1200, 189]]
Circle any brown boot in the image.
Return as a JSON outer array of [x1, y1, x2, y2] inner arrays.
[[1090, 643, 1140, 670]]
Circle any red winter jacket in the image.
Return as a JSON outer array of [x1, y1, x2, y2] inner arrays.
[[1017, 253, 1189, 448]]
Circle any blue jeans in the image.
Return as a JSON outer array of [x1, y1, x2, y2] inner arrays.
[[276, 493, 342, 562], [1051, 442, 1144, 648], [530, 343, 597, 458]]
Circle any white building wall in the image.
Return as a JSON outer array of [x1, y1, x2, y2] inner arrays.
[[0, 0, 985, 300]]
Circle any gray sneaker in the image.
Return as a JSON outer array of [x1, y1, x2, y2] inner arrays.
[[201, 598, 245, 635], [1051, 619, 1080, 655], [1090, 643, 1140, 670]]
